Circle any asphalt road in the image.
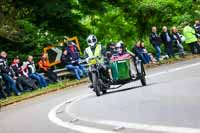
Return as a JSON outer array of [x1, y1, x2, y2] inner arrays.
[[1, 58, 200, 133]]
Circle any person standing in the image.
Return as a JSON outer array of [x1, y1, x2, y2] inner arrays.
[[183, 22, 200, 54], [171, 26, 185, 57], [38, 53, 58, 83], [160, 26, 174, 58], [26, 55, 48, 88], [0, 51, 21, 96], [149, 26, 162, 61]]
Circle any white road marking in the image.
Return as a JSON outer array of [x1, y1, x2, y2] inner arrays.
[[48, 94, 116, 133], [49, 61, 200, 133]]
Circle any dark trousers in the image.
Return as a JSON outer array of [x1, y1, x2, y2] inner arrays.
[[45, 70, 58, 83], [17, 76, 38, 91], [0, 78, 6, 99], [189, 42, 200, 54], [164, 43, 174, 57], [2, 73, 20, 95]]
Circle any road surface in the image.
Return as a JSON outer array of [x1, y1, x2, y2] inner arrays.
[[1, 58, 200, 133]]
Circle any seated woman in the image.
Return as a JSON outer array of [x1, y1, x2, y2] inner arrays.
[[38, 53, 58, 83], [132, 41, 151, 64], [140, 41, 156, 63]]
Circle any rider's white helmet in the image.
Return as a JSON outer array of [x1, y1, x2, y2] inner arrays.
[[87, 34, 97, 47]]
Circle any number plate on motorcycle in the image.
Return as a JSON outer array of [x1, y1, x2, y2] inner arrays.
[[89, 59, 97, 65]]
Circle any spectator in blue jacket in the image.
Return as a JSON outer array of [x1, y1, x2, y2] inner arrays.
[[160, 26, 174, 58], [61, 50, 83, 80], [149, 26, 162, 61], [132, 41, 150, 64], [66, 41, 87, 77]]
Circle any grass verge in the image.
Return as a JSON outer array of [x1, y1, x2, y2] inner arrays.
[[0, 78, 88, 107]]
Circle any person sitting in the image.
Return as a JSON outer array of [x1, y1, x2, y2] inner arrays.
[[26, 55, 48, 88], [11, 56, 38, 91], [61, 50, 83, 80], [65, 41, 87, 77], [140, 41, 156, 63], [0, 73, 6, 99], [132, 41, 150, 64], [0, 51, 21, 96], [38, 53, 58, 83]]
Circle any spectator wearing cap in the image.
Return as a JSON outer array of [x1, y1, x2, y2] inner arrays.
[[66, 41, 87, 77], [0, 51, 21, 96], [26, 55, 48, 88], [160, 26, 174, 58], [38, 53, 58, 83], [61, 49, 83, 80]]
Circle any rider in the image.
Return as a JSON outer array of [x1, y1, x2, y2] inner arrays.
[[84, 34, 107, 87]]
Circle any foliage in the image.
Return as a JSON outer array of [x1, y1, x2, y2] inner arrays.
[[0, 0, 200, 60]]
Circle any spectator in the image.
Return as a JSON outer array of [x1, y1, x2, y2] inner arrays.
[[160, 26, 174, 58], [132, 41, 150, 64], [38, 53, 58, 83], [0, 51, 21, 96], [183, 22, 200, 54], [194, 20, 200, 38], [140, 41, 156, 63], [66, 41, 87, 77], [171, 26, 185, 57], [11, 56, 38, 91], [149, 26, 162, 61], [26, 55, 48, 88], [0, 75, 6, 99], [61, 50, 83, 80]]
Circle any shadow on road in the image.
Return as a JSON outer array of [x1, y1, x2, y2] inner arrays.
[[105, 83, 155, 96]]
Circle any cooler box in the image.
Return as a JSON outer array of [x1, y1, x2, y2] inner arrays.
[[110, 59, 131, 81]]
